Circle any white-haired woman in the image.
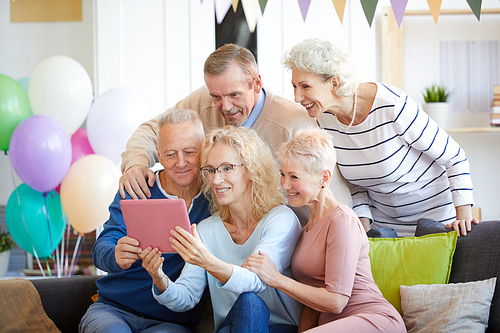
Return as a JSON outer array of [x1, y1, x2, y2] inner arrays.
[[281, 37, 477, 237], [244, 128, 406, 332], [141, 126, 302, 333]]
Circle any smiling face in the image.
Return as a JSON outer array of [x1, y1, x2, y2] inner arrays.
[[157, 122, 203, 189], [205, 143, 252, 208], [291, 69, 335, 118], [280, 160, 322, 207], [205, 62, 262, 127]]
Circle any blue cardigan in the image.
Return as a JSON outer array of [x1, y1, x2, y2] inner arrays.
[[93, 174, 211, 325]]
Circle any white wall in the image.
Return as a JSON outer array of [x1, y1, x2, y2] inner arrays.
[[0, 0, 93, 205], [1, 0, 499, 221]]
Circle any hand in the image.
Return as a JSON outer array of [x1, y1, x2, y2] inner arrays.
[[115, 236, 142, 270], [140, 246, 168, 292], [446, 205, 479, 236], [119, 165, 156, 199], [359, 218, 371, 233], [242, 251, 281, 288], [170, 224, 212, 268]]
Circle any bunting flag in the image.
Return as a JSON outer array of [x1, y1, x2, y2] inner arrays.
[[241, 0, 261, 32], [360, 0, 378, 27], [332, 0, 347, 24], [467, 0, 482, 21], [258, 0, 268, 14], [215, 0, 233, 24], [298, 0, 312, 22], [212, 0, 486, 31], [390, 0, 408, 28], [427, 0, 443, 25]]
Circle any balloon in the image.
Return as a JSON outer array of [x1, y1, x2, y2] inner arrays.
[[5, 184, 67, 259], [0, 74, 31, 151], [28, 55, 93, 136], [71, 128, 94, 164], [9, 115, 72, 193], [86, 87, 150, 165], [60, 154, 121, 234]]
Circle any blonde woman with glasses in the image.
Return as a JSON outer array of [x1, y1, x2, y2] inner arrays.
[[141, 126, 302, 333]]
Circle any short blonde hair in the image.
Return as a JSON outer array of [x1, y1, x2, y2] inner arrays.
[[201, 126, 285, 222], [283, 38, 359, 97], [279, 127, 337, 176]]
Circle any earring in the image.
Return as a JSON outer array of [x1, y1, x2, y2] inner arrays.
[[321, 185, 325, 189]]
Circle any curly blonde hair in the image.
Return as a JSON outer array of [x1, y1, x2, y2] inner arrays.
[[201, 126, 285, 222], [283, 38, 359, 97]]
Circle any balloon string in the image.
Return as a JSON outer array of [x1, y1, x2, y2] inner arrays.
[[69, 234, 83, 277], [43, 193, 56, 277], [46, 260, 52, 277], [6, 152, 45, 277], [72, 234, 85, 277], [64, 221, 71, 276]]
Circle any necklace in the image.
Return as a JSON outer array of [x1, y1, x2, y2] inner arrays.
[[335, 90, 357, 130]]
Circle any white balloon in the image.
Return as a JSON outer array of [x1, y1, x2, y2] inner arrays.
[[86, 87, 150, 166], [28, 56, 93, 136]]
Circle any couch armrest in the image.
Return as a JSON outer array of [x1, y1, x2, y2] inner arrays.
[[31, 275, 100, 333]]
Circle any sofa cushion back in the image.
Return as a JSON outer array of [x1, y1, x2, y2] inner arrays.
[[416, 219, 500, 333]]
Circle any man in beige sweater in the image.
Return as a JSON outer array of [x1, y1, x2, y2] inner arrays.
[[119, 44, 351, 220]]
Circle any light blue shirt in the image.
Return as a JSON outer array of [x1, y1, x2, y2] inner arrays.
[[152, 205, 302, 331], [242, 88, 266, 129]]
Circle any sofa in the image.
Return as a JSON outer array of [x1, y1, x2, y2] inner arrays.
[[0, 219, 498, 333]]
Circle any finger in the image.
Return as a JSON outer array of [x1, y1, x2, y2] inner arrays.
[[459, 221, 467, 236], [147, 169, 156, 188], [124, 181, 139, 200], [119, 181, 126, 199], [138, 179, 152, 199], [191, 224, 201, 240]]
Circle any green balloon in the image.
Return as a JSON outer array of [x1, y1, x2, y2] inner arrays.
[[5, 184, 67, 259], [0, 74, 31, 151]]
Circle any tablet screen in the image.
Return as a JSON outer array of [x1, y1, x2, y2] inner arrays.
[[120, 198, 192, 253]]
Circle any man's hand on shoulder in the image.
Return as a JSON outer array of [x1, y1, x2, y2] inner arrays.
[[119, 165, 156, 199]]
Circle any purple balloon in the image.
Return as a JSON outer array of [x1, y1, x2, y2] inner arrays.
[[9, 115, 72, 193]]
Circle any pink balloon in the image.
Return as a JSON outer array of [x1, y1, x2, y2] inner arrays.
[[71, 128, 94, 164], [9, 115, 72, 193]]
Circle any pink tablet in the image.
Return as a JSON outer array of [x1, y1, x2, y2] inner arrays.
[[120, 199, 192, 253]]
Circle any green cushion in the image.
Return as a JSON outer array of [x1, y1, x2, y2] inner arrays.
[[368, 231, 458, 314]]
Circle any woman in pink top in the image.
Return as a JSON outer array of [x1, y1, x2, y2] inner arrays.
[[243, 128, 406, 332]]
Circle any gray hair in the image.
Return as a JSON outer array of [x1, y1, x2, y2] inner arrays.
[[283, 38, 359, 97], [157, 109, 204, 141], [279, 127, 337, 176], [204, 44, 259, 86]]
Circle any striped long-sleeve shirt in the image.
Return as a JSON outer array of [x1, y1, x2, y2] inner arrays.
[[317, 83, 474, 237]]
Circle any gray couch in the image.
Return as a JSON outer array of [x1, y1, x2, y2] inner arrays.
[[1, 219, 498, 332]]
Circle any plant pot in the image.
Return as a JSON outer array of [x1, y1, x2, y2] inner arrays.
[[0, 250, 10, 276], [424, 102, 450, 128]]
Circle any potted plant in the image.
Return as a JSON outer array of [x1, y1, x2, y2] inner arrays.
[[422, 84, 451, 128], [0, 228, 16, 276]]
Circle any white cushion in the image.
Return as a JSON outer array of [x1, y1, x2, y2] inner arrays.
[[400, 277, 497, 333]]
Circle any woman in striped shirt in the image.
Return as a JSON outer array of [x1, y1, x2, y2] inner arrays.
[[282, 38, 477, 237]]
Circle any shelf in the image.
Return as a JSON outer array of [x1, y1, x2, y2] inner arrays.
[[445, 127, 500, 133]]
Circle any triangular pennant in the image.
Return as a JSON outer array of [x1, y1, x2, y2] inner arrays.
[[258, 0, 268, 14], [390, 0, 408, 28], [360, 0, 378, 27], [241, 0, 261, 33], [426, 0, 443, 25], [297, 0, 312, 22], [233, 0, 239, 12], [466, 0, 482, 21], [332, 0, 347, 24], [215, 0, 233, 24]]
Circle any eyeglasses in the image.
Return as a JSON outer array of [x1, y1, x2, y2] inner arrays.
[[200, 164, 244, 179]]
